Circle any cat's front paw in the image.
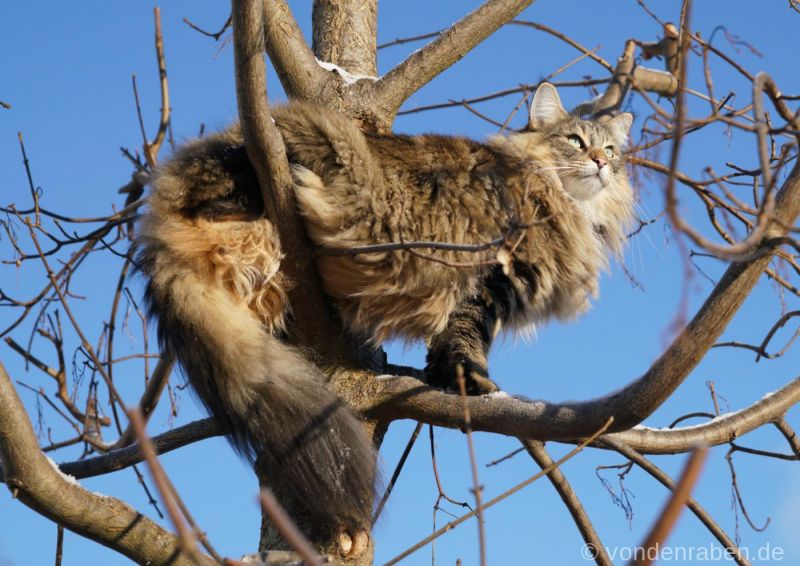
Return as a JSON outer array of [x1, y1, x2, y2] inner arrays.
[[424, 359, 499, 395]]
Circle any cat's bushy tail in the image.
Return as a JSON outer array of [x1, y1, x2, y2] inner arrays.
[[136, 131, 376, 541]]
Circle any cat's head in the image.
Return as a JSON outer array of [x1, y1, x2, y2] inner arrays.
[[528, 83, 632, 201]]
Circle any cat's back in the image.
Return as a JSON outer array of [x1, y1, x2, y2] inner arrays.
[[365, 131, 497, 175]]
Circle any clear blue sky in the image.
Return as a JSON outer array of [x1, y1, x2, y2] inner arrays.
[[1, 2, 798, 565]]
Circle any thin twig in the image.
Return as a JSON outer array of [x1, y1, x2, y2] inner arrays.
[[523, 439, 612, 566], [629, 446, 708, 566], [129, 410, 207, 565], [373, 422, 423, 522], [182, 14, 232, 41], [17, 132, 41, 227], [55, 524, 64, 566], [456, 365, 487, 566], [383, 418, 614, 565]]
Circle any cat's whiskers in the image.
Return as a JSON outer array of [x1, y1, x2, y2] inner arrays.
[[632, 200, 663, 259]]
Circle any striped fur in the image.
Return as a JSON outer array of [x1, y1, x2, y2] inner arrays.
[[136, 83, 633, 542]]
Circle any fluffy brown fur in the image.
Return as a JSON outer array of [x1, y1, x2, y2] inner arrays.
[[136, 83, 633, 544]]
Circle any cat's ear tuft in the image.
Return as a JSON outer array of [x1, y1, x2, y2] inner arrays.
[[529, 83, 567, 129], [607, 113, 633, 145]]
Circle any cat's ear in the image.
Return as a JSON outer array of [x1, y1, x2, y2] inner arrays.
[[607, 113, 633, 145], [529, 83, 567, 129]]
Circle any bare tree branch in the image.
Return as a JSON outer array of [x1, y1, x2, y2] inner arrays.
[[774, 418, 800, 457], [145, 7, 171, 168], [312, 0, 378, 76], [6, 373, 795, 485], [260, 0, 327, 100], [0, 362, 210, 566], [507, 20, 613, 72], [608, 377, 800, 453], [604, 437, 750, 566], [128, 410, 209, 564], [630, 446, 707, 566], [233, 0, 344, 351], [521, 439, 612, 566], [0, 418, 220, 483], [115, 354, 175, 448], [374, 0, 534, 115], [369, 371, 796, 444]]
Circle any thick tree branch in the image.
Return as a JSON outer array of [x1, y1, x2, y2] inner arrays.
[[374, 0, 534, 115], [9, 375, 796, 483], [234, 0, 290, 219], [312, 0, 378, 76], [260, 0, 328, 100], [607, 377, 800, 453], [233, 0, 345, 352], [0, 362, 209, 566], [367, 374, 799, 446]]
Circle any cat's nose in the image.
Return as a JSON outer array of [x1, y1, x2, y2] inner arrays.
[[592, 157, 607, 170]]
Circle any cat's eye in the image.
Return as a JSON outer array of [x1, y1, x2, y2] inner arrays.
[[567, 134, 585, 149], [604, 146, 614, 158]]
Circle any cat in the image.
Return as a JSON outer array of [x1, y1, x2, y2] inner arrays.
[[136, 83, 633, 548]]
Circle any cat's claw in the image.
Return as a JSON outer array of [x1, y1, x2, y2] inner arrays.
[[424, 360, 500, 395], [467, 371, 500, 395]]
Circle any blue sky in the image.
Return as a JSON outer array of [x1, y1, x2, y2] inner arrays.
[[1, 2, 798, 565]]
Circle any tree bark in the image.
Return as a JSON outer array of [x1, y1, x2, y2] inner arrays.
[[313, 0, 378, 76]]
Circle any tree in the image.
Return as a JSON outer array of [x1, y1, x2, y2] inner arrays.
[[2, 1, 799, 564]]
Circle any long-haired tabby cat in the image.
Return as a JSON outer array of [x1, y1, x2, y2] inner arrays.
[[137, 83, 633, 548]]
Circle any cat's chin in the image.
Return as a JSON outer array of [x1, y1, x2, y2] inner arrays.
[[561, 176, 605, 201]]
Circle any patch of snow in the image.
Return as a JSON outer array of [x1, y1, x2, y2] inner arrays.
[[487, 390, 512, 399], [45, 456, 78, 485], [315, 58, 379, 85], [634, 412, 734, 432]]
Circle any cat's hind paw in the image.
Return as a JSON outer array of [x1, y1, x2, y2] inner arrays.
[[336, 528, 370, 559]]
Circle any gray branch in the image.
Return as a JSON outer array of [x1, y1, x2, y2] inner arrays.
[[368, 375, 799, 449], [234, 0, 343, 351]]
